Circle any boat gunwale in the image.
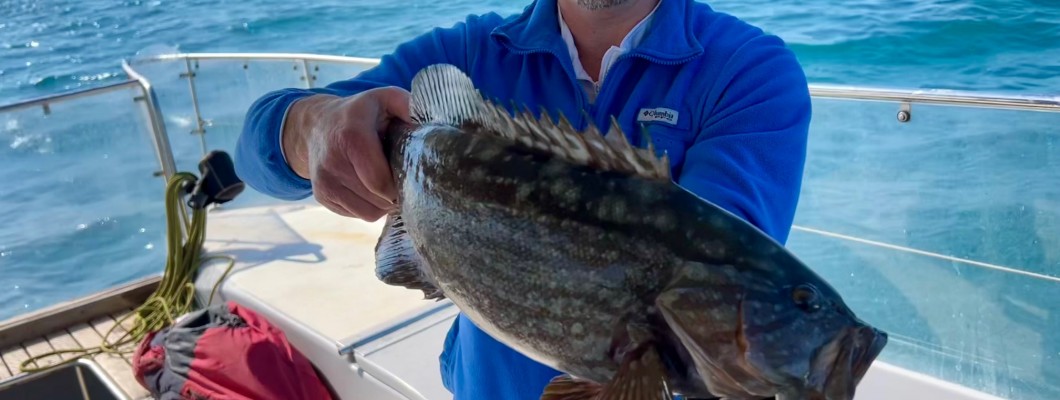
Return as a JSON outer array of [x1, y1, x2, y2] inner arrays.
[[0, 276, 160, 352]]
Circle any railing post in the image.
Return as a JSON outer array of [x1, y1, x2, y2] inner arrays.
[[123, 61, 178, 182], [181, 58, 208, 156], [123, 59, 191, 237], [300, 59, 314, 88]]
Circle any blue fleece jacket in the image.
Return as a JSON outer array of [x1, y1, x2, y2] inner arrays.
[[235, 1, 811, 399]]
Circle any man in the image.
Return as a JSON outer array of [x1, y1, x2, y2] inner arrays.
[[235, 0, 811, 399]]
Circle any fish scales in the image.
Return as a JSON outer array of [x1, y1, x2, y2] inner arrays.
[[404, 130, 675, 378], [374, 64, 889, 400], [420, 118, 776, 282]]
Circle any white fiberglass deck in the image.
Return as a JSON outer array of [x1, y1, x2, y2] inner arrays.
[[198, 203, 427, 341], [194, 202, 457, 400]]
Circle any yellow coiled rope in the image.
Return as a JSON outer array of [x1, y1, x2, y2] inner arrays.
[[19, 171, 235, 373]]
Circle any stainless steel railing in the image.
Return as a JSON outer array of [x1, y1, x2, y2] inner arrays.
[[0, 74, 177, 181], [140, 52, 382, 68], [126, 52, 1060, 143], [0, 80, 141, 115], [132, 52, 1060, 112], [2, 52, 1058, 284], [121, 59, 178, 181], [809, 84, 1060, 113], [2, 52, 1056, 185], [126, 53, 382, 155]]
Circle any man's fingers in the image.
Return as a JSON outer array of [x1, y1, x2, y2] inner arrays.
[[308, 86, 406, 220], [348, 129, 399, 203], [316, 192, 355, 218], [372, 87, 412, 124], [340, 166, 394, 211], [342, 190, 387, 221], [318, 186, 386, 221], [314, 169, 388, 221]]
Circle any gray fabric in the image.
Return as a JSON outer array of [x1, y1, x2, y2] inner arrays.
[[143, 303, 247, 398]]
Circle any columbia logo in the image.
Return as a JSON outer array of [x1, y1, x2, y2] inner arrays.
[[637, 107, 679, 125]]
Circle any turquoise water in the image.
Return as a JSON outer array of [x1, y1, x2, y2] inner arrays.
[[1, 0, 1058, 398]]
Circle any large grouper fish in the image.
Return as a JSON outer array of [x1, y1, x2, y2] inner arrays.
[[374, 64, 888, 400]]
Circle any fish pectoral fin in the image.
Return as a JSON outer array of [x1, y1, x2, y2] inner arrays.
[[775, 390, 813, 400], [656, 284, 769, 398], [374, 213, 444, 300], [538, 342, 674, 400], [540, 375, 604, 400], [596, 343, 675, 400]]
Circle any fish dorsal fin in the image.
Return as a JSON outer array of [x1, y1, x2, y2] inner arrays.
[[409, 64, 671, 181], [410, 64, 488, 126]]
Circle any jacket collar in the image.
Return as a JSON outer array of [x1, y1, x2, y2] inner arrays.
[[491, 0, 704, 63]]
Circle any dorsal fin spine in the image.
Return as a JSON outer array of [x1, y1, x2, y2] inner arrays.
[[554, 115, 590, 164]]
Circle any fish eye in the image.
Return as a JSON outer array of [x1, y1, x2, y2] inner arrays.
[[792, 284, 821, 312]]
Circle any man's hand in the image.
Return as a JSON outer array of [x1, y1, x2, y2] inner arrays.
[[281, 87, 411, 221]]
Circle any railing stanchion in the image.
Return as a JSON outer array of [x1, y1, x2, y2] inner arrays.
[[301, 59, 313, 89], [123, 60, 178, 182], [182, 58, 208, 157]]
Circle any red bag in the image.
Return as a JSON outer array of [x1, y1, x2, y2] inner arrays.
[[132, 301, 333, 400]]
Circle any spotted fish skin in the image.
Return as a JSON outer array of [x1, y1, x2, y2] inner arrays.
[[375, 64, 888, 400]]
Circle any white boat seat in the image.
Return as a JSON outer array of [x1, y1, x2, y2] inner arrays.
[[194, 203, 453, 400]]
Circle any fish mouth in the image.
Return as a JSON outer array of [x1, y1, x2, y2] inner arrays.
[[847, 325, 887, 384], [809, 325, 888, 399]]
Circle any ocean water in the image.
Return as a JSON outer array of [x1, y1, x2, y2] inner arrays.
[[1, 0, 1058, 398]]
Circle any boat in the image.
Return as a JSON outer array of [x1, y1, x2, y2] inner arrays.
[[0, 52, 1056, 400]]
